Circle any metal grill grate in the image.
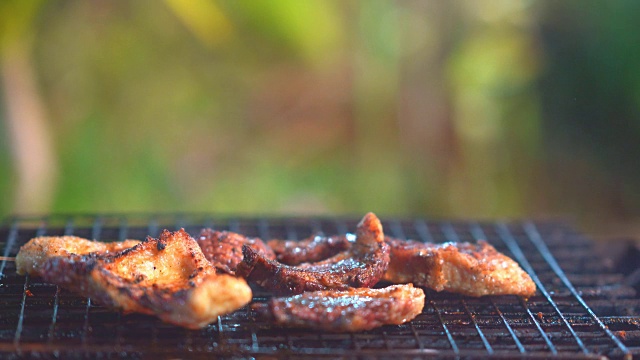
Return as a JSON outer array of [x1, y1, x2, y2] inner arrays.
[[0, 214, 638, 359]]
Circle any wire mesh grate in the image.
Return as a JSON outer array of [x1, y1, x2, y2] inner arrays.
[[0, 214, 638, 359]]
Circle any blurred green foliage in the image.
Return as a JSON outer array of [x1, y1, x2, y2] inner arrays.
[[1, 0, 640, 235]]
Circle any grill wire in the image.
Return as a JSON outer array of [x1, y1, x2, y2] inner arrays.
[[0, 214, 638, 359]]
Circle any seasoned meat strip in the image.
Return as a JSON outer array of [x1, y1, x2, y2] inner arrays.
[[197, 229, 275, 275], [265, 231, 536, 297], [253, 284, 425, 332], [384, 238, 536, 297], [16, 236, 140, 276], [236, 212, 390, 295], [17, 229, 252, 329], [267, 233, 353, 265]]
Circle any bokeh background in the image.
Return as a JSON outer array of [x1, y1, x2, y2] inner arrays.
[[2, 0, 640, 236]]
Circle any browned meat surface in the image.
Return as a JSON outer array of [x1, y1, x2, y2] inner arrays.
[[197, 229, 275, 275], [267, 234, 353, 265], [16, 236, 140, 276], [16, 229, 252, 329], [263, 230, 535, 298], [253, 284, 425, 332], [236, 212, 390, 295], [384, 238, 536, 297]]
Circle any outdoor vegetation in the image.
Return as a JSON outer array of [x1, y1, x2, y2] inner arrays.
[[1, 0, 640, 236]]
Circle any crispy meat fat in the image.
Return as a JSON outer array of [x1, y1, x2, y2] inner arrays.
[[384, 238, 536, 297], [253, 284, 425, 332], [16, 229, 252, 329], [268, 231, 536, 297], [237, 212, 390, 295], [197, 229, 275, 275]]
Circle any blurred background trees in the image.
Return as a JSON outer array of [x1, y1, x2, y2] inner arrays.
[[1, 0, 639, 236]]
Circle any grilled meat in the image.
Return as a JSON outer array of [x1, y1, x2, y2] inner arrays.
[[16, 236, 140, 276], [16, 229, 252, 329], [253, 284, 425, 332], [197, 229, 275, 275], [236, 212, 390, 295], [384, 238, 536, 297], [267, 233, 353, 265], [266, 230, 536, 297]]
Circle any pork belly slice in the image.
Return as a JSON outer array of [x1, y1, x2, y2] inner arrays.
[[384, 238, 536, 297], [267, 228, 536, 297], [253, 284, 425, 332], [16, 229, 252, 329], [197, 229, 275, 275], [267, 233, 353, 265], [16, 236, 140, 275], [237, 212, 390, 295]]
